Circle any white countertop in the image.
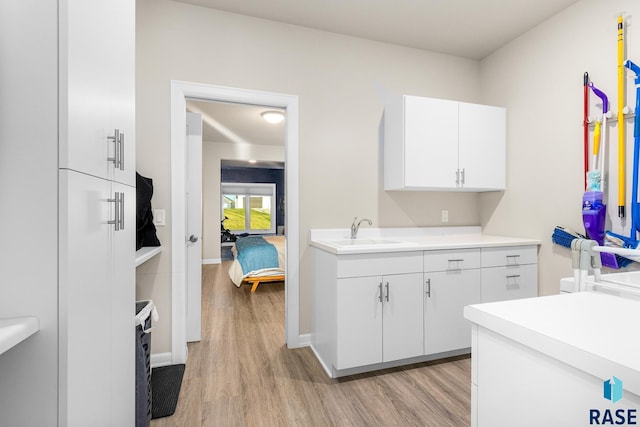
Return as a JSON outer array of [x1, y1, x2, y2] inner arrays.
[[309, 226, 540, 254], [0, 317, 39, 356], [464, 292, 640, 395]]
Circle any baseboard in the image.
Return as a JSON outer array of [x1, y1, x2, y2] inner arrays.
[[150, 352, 173, 368], [202, 258, 221, 265], [297, 333, 311, 347]]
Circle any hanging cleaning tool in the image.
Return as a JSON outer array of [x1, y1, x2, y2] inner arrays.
[[586, 82, 609, 192], [627, 59, 640, 240], [617, 15, 626, 217], [608, 59, 640, 251], [584, 72, 590, 190], [584, 82, 622, 268]]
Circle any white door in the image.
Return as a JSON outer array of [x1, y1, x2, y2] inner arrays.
[[186, 112, 203, 342], [382, 273, 424, 362]]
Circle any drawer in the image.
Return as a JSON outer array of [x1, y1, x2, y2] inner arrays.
[[424, 248, 480, 272], [481, 245, 537, 268], [480, 264, 538, 303], [336, 251, 422, 278]]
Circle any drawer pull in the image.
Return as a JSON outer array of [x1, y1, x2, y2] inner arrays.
[[378, 282, 383, 303], [448, 259, 463, 270], [426, 278, 431, 298], [385, 282, 390, 302], [506, 254, 521, 266], [506, 274, 521, 279]]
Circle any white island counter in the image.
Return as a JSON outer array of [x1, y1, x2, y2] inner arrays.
[[464, 292, 640, 427]]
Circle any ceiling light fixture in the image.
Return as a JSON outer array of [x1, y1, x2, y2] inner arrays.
[[261, 110, 285, 124]]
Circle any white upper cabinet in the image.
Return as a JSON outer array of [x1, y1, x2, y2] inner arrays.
[[384, 95, 506, 191], [59, 0, 136, 187]]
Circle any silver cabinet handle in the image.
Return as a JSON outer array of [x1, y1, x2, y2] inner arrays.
[[455, 169, 460, 185], [506, 274, 521, 279], [108, 194, 120, 231], [119, 192, 125, 230], [108, 129, 121, 169], [118, 132, 125, 171], [426, 278, 431, 298], [378, 282, 383, 303], [461, 168, 465, 185], [385, 282, 390, 302]]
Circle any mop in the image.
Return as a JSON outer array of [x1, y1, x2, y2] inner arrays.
[[584, 83, 629, 268]]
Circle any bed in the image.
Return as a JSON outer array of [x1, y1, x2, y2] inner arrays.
[[228, 235, 285, 292]]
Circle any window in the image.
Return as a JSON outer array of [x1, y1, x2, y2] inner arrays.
[[221, 183, 276, 234]]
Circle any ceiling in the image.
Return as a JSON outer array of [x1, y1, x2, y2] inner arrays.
[[186, 99, 285, 147], [183, 0, 579, 154], [174, 0, 579, 60]]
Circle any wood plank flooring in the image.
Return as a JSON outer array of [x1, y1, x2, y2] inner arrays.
[[151, 262, 471, 426]]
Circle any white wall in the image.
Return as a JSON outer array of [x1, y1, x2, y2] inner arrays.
[[480, 0, 640, 295], [202, 141, 285, 261], [136, 0, 481, 351]]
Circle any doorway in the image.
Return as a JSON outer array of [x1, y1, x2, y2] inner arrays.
[[170, 81, 300, 364]]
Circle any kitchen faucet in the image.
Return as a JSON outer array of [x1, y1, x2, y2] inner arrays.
[[351, 217, 372, 239]]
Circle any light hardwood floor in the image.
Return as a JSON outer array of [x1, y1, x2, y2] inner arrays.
[[151, 262, 471, 426]]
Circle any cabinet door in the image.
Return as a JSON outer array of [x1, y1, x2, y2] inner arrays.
[[109, 182, 136, 424], [60, 0, 136, 186], [481, 264, 537, 303], [404, 96, 458, 188], [336, 277, 383, 370], [109, 0, 136, 186], [458, 102, 506, 190], [425, 269, 481, 355], [59, 170, 112, 425], [382, 273, 424, 362]]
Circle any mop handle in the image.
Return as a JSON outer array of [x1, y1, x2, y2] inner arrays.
[[618, 15, 626, 218], [593, 121, 601, 171], [584, 72, 590, 189], [624, 59, 640, 235]]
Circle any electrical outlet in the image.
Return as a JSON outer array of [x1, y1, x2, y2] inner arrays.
[[153, 209, 166, 226], [441, 210, 449, 223]]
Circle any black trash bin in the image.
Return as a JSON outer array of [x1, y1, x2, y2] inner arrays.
[[135, 301, 155, 427]]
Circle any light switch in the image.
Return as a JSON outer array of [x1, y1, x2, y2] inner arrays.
[[154, 209, 166, 226]]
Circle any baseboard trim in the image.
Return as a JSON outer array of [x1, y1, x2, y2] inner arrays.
[[296, 333, 311, 347], [202, 258, 221, 265], [150, 352, 173, 368]]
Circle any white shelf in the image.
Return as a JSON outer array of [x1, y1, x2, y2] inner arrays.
[[0, 317, 39, 356], [135, 246, 162, 267]]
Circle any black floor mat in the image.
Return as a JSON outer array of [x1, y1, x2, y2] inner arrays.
[[151, 364, 185, 419]]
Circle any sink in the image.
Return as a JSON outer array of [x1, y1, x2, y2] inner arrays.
[[328, 239, 403, 246]]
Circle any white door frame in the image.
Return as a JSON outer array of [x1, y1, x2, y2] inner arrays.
[[170, 80, 300, 363]]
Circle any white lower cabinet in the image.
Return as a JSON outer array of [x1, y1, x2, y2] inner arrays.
[[425, 269, 480, 355], [337, 273, 424, 370], [480, 246, 538, 303], [424, 249, 481, 355], [59, 170, 135, 425], [311, 244, 538, 377]]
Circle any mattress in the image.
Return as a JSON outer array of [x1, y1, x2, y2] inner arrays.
[[228, 235, 285, 287]]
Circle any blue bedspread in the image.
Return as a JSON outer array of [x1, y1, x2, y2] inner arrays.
[[235, 236, 279, 274]]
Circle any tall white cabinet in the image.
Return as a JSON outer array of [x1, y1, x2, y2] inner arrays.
[[0, 1, 136, 426]]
